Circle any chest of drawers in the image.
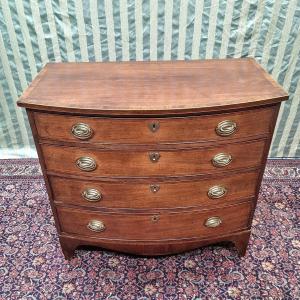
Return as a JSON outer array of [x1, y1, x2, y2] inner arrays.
[[18, 58, 288, 259]]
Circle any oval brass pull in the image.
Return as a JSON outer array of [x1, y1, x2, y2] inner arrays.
[[207, 185, 227, 199], [71, 123, 93, 140], [205, 217, 222, 228], [148, 121, 160, 132], [149, 152, 160, 163], [212, 153, 232, 167], [216, 120, 237, 136], [76, 157, 97, 172], [82, 188, 102, 202], [87, 220, 105, 232], [150, 184, 160, 193]]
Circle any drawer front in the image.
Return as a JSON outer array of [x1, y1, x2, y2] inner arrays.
[[57, 202, 252, 240], [50, 171, 259, 209], [42, 139, 266, 177], [34, 107, 275, 144]]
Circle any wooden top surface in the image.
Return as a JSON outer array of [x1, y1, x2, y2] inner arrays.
[[18, 58, 288, 115]]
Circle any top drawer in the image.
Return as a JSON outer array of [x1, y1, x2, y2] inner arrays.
[[33, 106, 276, 145]]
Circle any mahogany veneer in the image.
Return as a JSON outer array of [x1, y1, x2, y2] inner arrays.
[[34, 106, 275, 144], [57, 202, 252, 240], [18, 58, 288, 259], [49, 170, 259, 209], [41, 139, 266, 177]]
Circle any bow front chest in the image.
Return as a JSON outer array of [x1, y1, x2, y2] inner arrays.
[[18, 59, 288, 259]]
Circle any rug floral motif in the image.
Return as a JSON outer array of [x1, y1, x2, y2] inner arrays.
[[0, 159, 299, 300]]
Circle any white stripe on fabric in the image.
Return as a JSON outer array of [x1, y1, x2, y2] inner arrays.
[[205, 0, 220, 59], [272, 32, 300, 155], [1, 0, 28, 89], [0, 147, 11, 158], [119, 0, 130, 61], [0, 85, 18, 150], [44, 0, 62, 61], [59, 0, 76, 61], [15, 1, 38, 76], [150, 0, 158, 60], [275, 40, 300, 156], [2, 147, 38, 158], [272, 0, 299, 78], [260, 0, 283, 67], [219, 0, 235, 58], [135, 0, 143, 60], [288, 112, 300, 157], [248, 0, 265, 56], [89, 0, 102, 61], [191, 0, 204, 59], [163, 0, 173, 60], [29, 0, 49, 63], [277, 80, 300, 156], [233, 0, 251, 57], [0, 32, 31, 150], [104, 0, 116, 61], [177, 0, 189, 60], [74, 0, 89, 61], [282, 37, 300, 89], [0, 112, 10, 154], [0, 148, 10, 158]]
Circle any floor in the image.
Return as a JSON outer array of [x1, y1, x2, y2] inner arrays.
[[0, 159, 299, 300]]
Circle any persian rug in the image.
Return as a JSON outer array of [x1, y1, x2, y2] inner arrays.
[[0, 159, 299, 300]]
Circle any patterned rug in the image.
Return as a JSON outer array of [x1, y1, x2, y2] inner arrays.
[[0, 159, 299, 300]]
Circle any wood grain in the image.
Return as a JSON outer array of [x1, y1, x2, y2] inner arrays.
[[57, 201, 252, 240], [17, 60, 287, 258], [50, 170, 259, 210], [18, 59, 288, 115], [41, 139, 267, 177], [59, 230, 251, 258], [34, 106, 275, 144]]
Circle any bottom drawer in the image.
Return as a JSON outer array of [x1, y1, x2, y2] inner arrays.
[[57, 202, 252, 240]]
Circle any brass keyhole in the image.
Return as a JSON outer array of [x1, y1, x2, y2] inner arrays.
[[150, 184, 160, 193], [148, 121, 160, 133], [151, 215, 160, 223], [149, 152, 160, 163]]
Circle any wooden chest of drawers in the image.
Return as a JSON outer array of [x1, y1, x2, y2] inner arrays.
[[18, 59, 288, 259]]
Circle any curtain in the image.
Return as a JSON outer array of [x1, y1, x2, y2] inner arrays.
[[0, 0, 299, 158]]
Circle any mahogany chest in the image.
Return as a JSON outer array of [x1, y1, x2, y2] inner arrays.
[[18, 59, 288, 259]]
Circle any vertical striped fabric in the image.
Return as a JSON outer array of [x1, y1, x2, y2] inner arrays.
[[0, 0, 299, 158]]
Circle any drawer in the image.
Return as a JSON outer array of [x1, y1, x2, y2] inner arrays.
[[50, 171, 259, 209], [57, 202, 252, 240], [34, 107, 275, 144], [42, 139, 266, 177]]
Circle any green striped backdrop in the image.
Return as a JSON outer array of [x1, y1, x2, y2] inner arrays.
[[0, 0, 299, 158]]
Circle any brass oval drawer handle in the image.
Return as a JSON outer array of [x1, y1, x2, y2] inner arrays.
[[212, 153, 232, 167], [207, 185, 227, 199], [216, 120, 237, 136], [87, 220, 106, 232], [76, 157, 97, 172], [149, 152, 160, 163], [71, 123, 93, 140], [82, 188, 102, 202], [148, 121, 160, 132], [205, 217, 222, 228]]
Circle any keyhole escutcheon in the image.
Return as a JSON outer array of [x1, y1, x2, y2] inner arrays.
[[148, 121, 160, 133]]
